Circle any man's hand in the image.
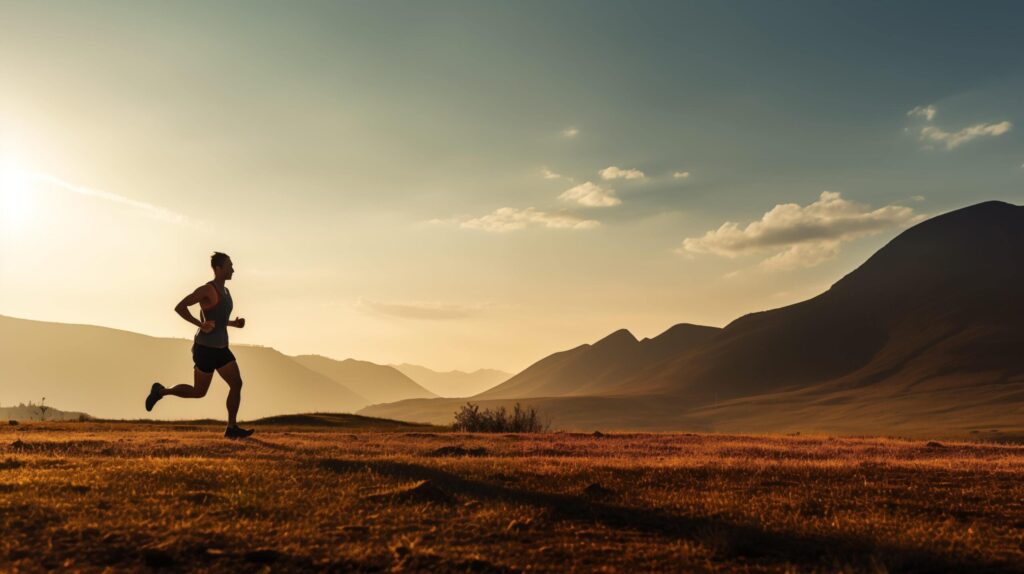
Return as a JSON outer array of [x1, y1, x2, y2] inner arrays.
[[200, 320, 216, 333], [230, 317, 246, 328]]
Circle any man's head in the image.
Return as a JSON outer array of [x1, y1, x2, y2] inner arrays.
[[211, 252, 234, 280]]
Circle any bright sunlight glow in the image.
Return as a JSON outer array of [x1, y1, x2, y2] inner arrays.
[[0, 155, 35, 231]]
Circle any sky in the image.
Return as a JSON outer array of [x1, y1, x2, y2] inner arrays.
[[1, 1, 1022, 373]]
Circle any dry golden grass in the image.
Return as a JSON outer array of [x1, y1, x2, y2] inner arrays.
[[1, 419, 1023, 572]]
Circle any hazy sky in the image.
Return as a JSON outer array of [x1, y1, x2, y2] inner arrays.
[[2, 1, 1022, 372]]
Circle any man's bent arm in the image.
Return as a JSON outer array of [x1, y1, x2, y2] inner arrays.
[[174, 286, 209, 328]]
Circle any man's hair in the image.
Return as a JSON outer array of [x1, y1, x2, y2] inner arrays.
[[211, 252, 230, 269]]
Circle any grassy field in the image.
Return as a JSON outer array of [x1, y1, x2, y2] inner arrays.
[[1, 417, 1023, 572]]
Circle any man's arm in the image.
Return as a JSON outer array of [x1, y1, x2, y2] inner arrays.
[[174, 285, 215, 332], [228, 317, 246, 328]]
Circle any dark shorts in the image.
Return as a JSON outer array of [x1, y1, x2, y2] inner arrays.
[[192, 344, 236, 374]]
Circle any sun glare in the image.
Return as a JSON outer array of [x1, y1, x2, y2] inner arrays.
[[0, 155, 35, 230]]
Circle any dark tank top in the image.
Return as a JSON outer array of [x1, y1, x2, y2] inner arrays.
[[194, 281, 232, 348]]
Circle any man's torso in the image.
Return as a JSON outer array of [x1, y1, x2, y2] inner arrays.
[[194, 282, 232, 348]]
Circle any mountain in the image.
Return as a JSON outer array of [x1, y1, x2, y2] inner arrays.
[[476, 323, 720, 399], [360, 323, 721, 425], [363, 201, 1024, 438], [615, 200, 1024, 401], [392, 364, 511, 397], [293, 356, 437, 404], [0, 315, 369, 420], [362, 323, 719, 426]]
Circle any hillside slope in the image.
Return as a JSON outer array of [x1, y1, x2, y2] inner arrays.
[[0, 316, 369, 420], [476, 324, 720, 399]]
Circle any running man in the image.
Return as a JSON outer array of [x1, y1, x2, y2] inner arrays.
[[145, 252, 254, 438]]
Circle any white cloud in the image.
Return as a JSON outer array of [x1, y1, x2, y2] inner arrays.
[[918, 121, 1012, 150], [559, 181, 621, 207], [598, 166, 646, 180], [562, 127, 579, 138], [458, 207, 600, 232], [356, 298, 486, 320], [680, 191, 921, 270], [907, 105, 937, 121], [758, 240, 842, 271], [541, 167, 564, 180], [906, 104, 1012, 150], [673, 171, 691, 179]]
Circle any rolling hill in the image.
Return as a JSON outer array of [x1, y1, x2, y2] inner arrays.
[[0, 316, 374, 420]]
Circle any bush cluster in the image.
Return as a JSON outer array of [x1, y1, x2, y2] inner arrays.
[[452, 402, 547, 433]]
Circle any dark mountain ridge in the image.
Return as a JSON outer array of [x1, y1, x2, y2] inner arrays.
[[615, 201, 1024, 402], [476, 323, 721, 399]]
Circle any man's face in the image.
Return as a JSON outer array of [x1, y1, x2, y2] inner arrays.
[[216, 258, 235, 280]]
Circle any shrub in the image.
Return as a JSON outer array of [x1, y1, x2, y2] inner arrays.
[[452, 402, 548, 433]]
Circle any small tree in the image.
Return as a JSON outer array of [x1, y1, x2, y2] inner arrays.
[[37, 397, 50, 421]]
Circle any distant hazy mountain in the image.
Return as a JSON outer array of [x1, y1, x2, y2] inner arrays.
[[293, 356, 437, 404], [392, 364, 510, 397], [363, 201, 1024, 439], [0, 316, 369, 420]]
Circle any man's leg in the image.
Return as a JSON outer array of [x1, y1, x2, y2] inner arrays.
[[162, 369, 214, 399], [216, 361, 243, 427]]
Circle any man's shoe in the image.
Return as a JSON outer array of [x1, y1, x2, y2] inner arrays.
[[145, 382, 165, 412], [225, 425, 254, 439]]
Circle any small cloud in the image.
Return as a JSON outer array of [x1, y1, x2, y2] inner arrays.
[[426, 216, 457, 226], [457, 207, 599, 232], [679, 191, 921, 271], [559, 181, 620, 207], [541, 167, 574, 182], [598, 166, 646, 180], [673, 171, 691, 179], [758, 240, 842, 271], [541, 167, 563, 180], [561, 127, 579, 138], [357, 298, 486, 320], [906, 104, 1012, 149], [918, 121, 1012, 150], [907, 105, 937, 121]]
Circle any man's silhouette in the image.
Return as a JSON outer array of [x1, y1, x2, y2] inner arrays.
[[145, 252, 254, 438]]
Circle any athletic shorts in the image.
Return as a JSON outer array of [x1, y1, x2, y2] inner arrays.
[[192, 343, 236, 374]]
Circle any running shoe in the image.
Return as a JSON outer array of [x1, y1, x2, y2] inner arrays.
[[224, 425, 255, 439], [145, 382, 165, 412]]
